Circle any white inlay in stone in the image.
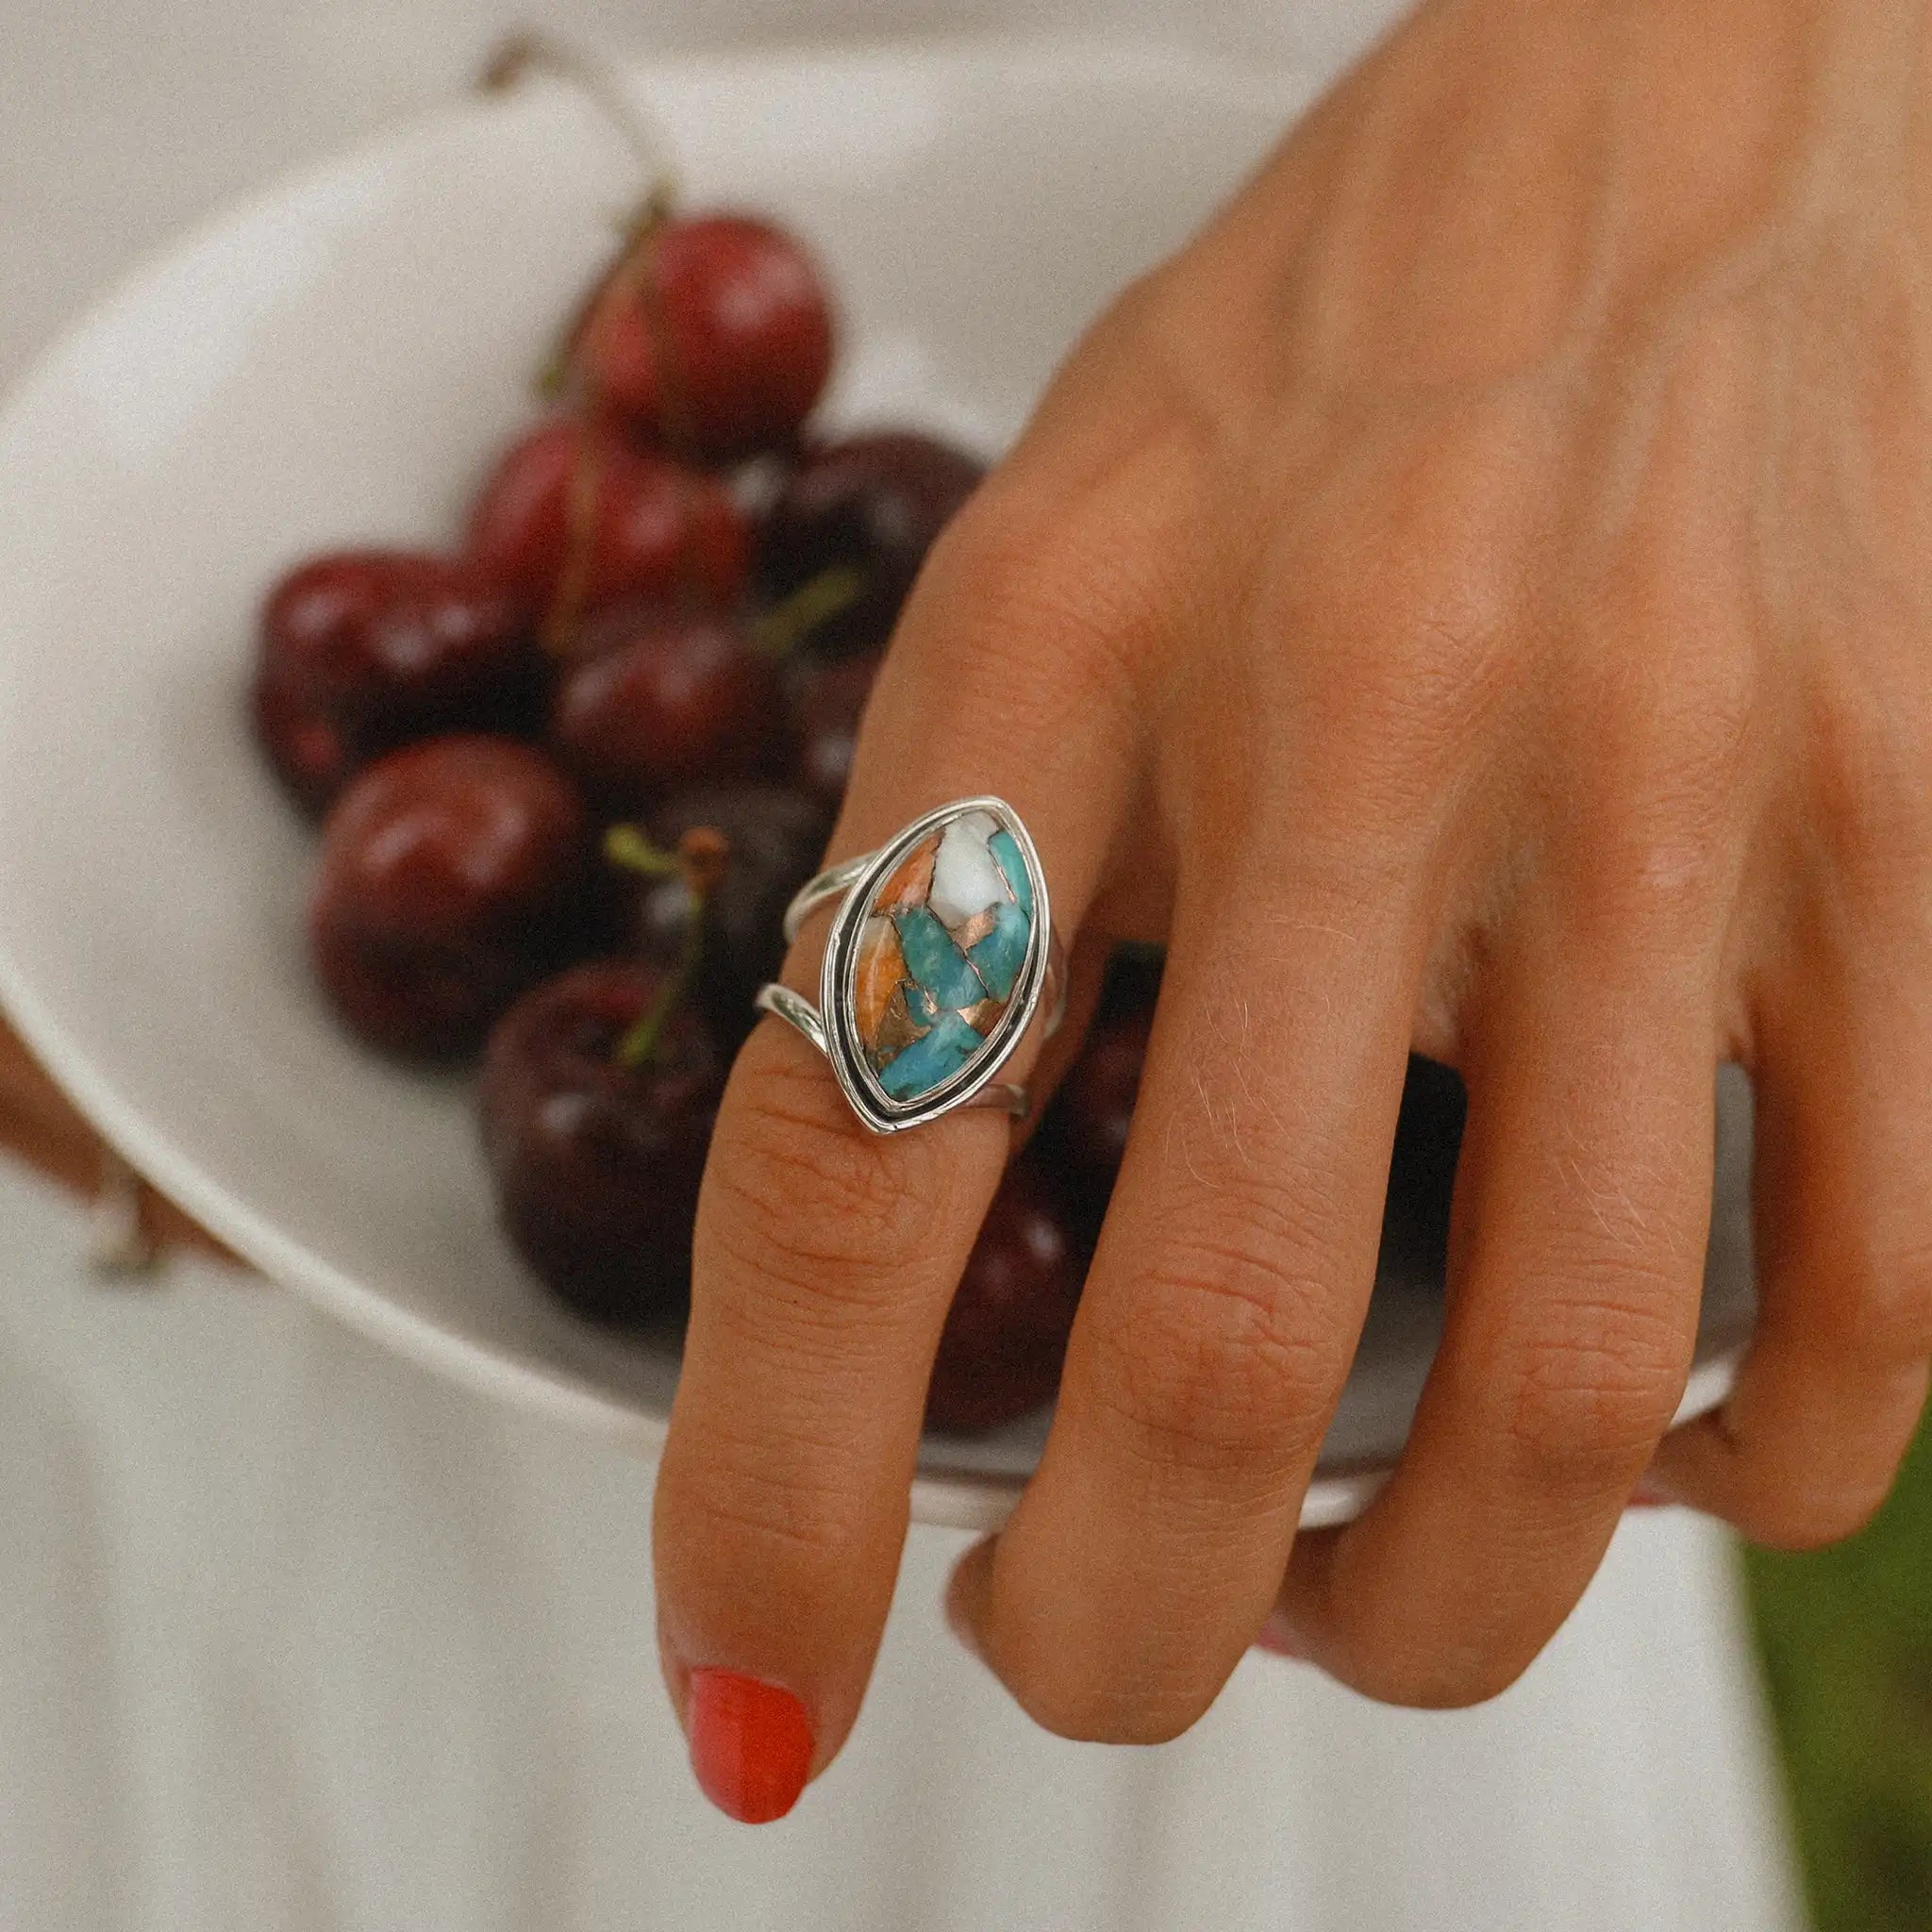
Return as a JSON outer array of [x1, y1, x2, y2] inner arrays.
[[927, 811, 1006, 929]]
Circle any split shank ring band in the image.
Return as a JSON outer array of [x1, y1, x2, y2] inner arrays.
[[754, 797, 1067, 1133]]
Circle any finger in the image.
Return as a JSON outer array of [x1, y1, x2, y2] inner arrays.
[[651, 467, 1182, 1819], [1275, 907, 1716, 1706], [958, 803, 1433, 1743], [1649, 929, 1932, 1545]]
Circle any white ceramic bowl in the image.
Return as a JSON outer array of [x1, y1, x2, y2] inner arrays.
[[0, 36, 1756, 1530]]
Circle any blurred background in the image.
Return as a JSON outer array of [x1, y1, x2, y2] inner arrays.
[[1745, 1426, 1932, 1930], [1, 3, 1926, 1928]]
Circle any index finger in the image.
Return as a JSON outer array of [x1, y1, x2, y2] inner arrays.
[[651, 479, 1163, 1821]]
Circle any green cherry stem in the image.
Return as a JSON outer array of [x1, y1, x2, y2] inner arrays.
[[603, 822, 682, 879], [748, 563, 870, 660], [614, 826, 731, 1069], [536, 190, 676, 404], [480, 32, 681, 405], [478, 31, 677, 191]]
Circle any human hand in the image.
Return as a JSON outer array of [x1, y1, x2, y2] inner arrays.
[[653, 0, 1932, 1815], [0, 1022, 233, 1265]]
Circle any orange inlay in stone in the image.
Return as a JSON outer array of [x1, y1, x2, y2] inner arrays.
[[958, 997, 1005, 1035], [874, 833, 940, 910], [853, 915, 909, 1044]]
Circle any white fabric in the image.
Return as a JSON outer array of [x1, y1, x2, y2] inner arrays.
[[0, 2, 1806, 1927], [0, 1164, 1800, 1932]]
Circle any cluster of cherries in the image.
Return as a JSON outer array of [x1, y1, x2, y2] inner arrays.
[[248, 192, 1159, 1434]]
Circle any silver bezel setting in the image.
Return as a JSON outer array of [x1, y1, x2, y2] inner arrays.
[[818, 797, 1052, 1135]]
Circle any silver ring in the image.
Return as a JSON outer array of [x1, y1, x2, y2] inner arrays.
[[755, 797, 1067, 1134]]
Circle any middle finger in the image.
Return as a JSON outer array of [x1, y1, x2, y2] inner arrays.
[[955, 801, 1434, 1742], [1277, 859, 1724, 1703]]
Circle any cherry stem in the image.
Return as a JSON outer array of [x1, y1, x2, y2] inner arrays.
[[478, 31, 677, 192], [603, 823, 680, 877], [536, 192, 679, 404], [614, 827, 732, 1068], [748, 564, 870, 659]]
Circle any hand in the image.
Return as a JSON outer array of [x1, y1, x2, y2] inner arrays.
[[653, 0, 1932, 1807], [0, 1021, 232, 1264]]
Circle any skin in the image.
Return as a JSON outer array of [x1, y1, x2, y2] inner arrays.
[[655, 0, 1932, 1774]]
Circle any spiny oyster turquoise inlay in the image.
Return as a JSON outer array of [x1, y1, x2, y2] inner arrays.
[[851, 810, 1035, 1103]]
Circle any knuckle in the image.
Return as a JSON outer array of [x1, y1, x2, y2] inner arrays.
[[1273, 551, 1518, 797], [915, 443, 1194, 706], [1488, 1287, 1690, 1479], [1802, 660, 1932, 891], [1089, 1201, 1348, 1478], [670, 1439, 849, 1567], [1267, 419, 1543, 774], [704, 1047, 945, 1317], [1569, 704, 1752, 933]]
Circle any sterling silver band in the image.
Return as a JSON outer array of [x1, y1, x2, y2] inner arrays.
[[754, 798, 1066, 1134]]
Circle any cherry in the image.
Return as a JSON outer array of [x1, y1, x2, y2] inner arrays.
[[614, 784, 829, 1046], [480, 959, 724, 1326], [924, 1158, 1087, 1435], [574, 213, 835, 460], [1056, 1005, 1153, 1187], [757, 431, 986, 655], [308, 735, 590, 1058], [466, 418, 749, 623], [783, 650, 881, 803], [251, 668, 355, 817], [552, 606, 782, 811], [252, 549, 539, 813]]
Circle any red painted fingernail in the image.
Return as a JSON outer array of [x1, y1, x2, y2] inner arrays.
[[686, 1671, 813, 1824]]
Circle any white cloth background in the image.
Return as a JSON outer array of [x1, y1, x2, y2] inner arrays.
[[0, 2, 1806, 1927]]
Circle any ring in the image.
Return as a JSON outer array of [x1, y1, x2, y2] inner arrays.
[[755, 797, 1067, 1133]]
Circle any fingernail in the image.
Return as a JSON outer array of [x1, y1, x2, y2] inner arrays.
[[685, 1670, 813, 1824], [1253, 1612, 1313, 1662], [1628, 1474, 1682, 1509]]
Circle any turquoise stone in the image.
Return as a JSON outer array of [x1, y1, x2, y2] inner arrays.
[[893, 907, 987, 1009], [988, 830, 1033, 921], [967, 899, 1030, 1001], [876, 1010, 986, 1099]]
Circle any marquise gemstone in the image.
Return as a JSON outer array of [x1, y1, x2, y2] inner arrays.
[[853, 809, 1035, 1102]]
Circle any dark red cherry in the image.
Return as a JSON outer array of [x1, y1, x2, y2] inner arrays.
[[619, 784, 829, 1046], [308, 735, 590, 1058], [924, 1159, 1086, 1436], [466, 418, 749, 617], [1035, 943, 1162, 1224], [552, 608, 781, 811], [575, 214, 834, 459], [251, 667, 356, 817], [757, 431, 985, 655], [784, 650, 881, 803], [252, 549, 539, 813], [480, 960, 724, 1326], [1056, 1006, 1152, 1186]]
